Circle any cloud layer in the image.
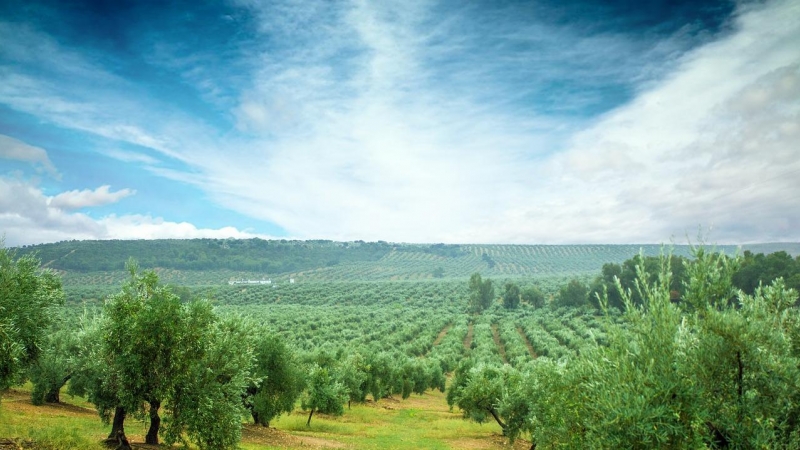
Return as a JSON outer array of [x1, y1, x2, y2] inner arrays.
[[0, 0, 798, 245], [0, 176, 265, 246]]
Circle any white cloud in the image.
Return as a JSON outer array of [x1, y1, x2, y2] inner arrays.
[[1, 0, 798, 245], [0, 177, 267, 247], [149, 0, 800, 244], [97, 215, 262, 241], [49, 185, 136, 210], [482, 0, 800, 244], [0, 134, 59, 178]]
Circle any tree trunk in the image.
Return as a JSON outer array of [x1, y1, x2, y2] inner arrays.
[[44, 374, 71, 403], [306, 409, 314, 426], [145, 400, 161, 445], [736, 351, 744, 423], [44, 386, 60, 403], [487, 407, 507, 434], [106, 406, 126, 440]]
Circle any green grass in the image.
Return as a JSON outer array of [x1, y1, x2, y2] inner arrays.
[[0, 386, 107, 450], [260, 389, 514, 450], [3, 385, 522, 450]]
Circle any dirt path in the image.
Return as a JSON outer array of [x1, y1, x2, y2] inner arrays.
[[41, 249, 76, 268], [432, 323, 451, 346], [491, 324, 509, 364], [463, 322, 474, 350], [517, 326, 537, 358]]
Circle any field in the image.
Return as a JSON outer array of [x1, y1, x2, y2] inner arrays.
[[2, 293, 604, 449], [3, 273, 610, 449], [5, 239, 800, 449]]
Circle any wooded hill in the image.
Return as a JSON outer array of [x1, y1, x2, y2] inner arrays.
[[15, 239, 800, 283]]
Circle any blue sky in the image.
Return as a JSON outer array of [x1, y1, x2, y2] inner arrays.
[[1, 0, 798, 246]]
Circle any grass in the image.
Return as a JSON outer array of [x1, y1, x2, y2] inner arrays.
[[2, 385, 528, 450], [0, 386, 107, 450]]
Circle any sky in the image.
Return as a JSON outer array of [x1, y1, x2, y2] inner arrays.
[[0, 0, 798, 247]]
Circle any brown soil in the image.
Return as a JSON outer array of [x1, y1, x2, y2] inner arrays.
[[242, 425, 345, 449], [516, 327, 537, 358], [463, 323, 474, 350], [432, 323, 451, 346], [450, 434, 532, 450], [491, 324, 509, 364]]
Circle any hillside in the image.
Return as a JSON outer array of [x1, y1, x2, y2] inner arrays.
[[16, 239, 800, 285]]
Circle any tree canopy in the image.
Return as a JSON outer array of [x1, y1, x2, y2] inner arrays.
[[502, 282, 520, 309], [247, 333, 305, 427], [98, 260, 253, 448], [0, 245, 63, 395], [468, 273, 495, 313]]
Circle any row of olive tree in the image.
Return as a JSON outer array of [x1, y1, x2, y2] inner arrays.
[[17, 252, 450, 446], [449, 249, 800, 448], [469, 274, 546, 312]]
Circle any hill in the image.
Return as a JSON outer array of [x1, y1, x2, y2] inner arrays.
[[15, 238, 799, 287]]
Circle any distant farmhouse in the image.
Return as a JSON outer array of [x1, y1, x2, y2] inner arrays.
[[228, 278, 296, 285], [228, 278, 272, 285]]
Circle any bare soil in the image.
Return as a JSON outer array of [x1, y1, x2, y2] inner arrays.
[[516, 327, 537, 358], [432, 323, 451, 346], [242, 425, 345, 449], [491, 324, 509, 364], [464, 322, 474, 350]]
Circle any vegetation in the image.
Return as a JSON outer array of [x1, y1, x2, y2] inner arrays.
[[502, 282, 521, 309], [246, 333, 305, 427], [453, 249, 800, 448], [469, 272, 495, 313], [0, 245, 63, 397], [4, 239, 800, 449], [19, 239, 772, 286]]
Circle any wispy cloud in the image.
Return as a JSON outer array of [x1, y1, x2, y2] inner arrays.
[[0, 134, 59, 178], [49, 185, 135, 210], [474, 0, 800, 244], [0, 0, 797, 244], [197, 0, 673, 242]]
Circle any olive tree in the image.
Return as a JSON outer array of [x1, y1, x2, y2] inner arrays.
[[30, 321, 81, 404], [101, 261, 253, 447], [520, 286, 545, 308], [165, 315, 255, 450], [0, 245, 63, 397], [504, 249, 800, 448], [339, 352, 368, 408], [447, 359, 515, 434], [246, 332, 305, 427], [301, 363, 347, 426], [502, 282, 520, 309], [468, 273, 494, 313]]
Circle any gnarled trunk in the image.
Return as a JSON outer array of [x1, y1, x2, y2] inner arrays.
[[106, 406, 126, 440], [145, 400, 161, 445], [487, 407, 507, 435], [44, 374, 71, 403]]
